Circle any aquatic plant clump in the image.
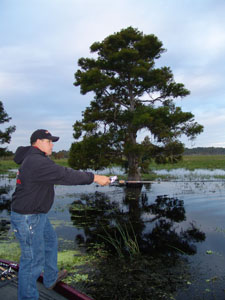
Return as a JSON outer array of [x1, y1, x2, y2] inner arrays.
[[85, 254, 190, 300]]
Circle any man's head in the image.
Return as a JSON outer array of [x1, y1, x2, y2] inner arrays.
[[30, 129, 59, 156]]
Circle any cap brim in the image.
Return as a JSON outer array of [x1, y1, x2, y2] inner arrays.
[[50, 136, 59, 142]]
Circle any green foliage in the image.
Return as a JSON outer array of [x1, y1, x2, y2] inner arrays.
[[70, 27, 203, 179], [0, 101, 16, 156], [69, 133, 123, 170]]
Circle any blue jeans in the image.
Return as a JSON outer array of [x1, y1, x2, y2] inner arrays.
[[11, 211, 58, 300]]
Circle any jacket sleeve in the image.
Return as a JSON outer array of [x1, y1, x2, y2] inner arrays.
[[28, 156, 94, 185]]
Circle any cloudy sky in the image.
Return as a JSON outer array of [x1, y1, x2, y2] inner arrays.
[[1, 0, 225, 152]]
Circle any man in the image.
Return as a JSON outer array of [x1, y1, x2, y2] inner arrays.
[[11, 129, 110, 300]]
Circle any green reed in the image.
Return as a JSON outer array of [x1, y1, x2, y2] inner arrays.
[[98, 222, 140, 258]]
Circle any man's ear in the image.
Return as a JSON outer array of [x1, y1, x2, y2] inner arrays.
[[32, 139, 40, 146]]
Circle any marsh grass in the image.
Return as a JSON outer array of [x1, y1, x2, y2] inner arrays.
[[0, 160, 17, 173], [149, 155, 225, 171], [54, 155, 225, 171], [98, 222, 140, 258], [53, 158, 68, 167], [2, 155, 225, 175], [0, 158, 69, 173]]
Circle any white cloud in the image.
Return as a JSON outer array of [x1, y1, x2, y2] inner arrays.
[[197, 110, 225, 126], [175, 71, 224, 97], [1, 0, 225, 151], [189, 23, 225, 65], [183, 108, 225, 148]]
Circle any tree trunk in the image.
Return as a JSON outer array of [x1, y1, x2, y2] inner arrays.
[[127, 85, 141, 181], [127, 152, 141, 181], [127, 131, 141, 181]]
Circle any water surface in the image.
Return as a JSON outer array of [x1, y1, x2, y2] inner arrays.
[[1, 171, 225, 299]]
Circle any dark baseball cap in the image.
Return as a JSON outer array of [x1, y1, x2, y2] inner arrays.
[[30, 129, 59, 144]]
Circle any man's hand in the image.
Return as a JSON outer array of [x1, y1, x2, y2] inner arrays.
[[94, 175, 111, 186]]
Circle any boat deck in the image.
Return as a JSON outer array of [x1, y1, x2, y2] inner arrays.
[[0, 277, 68, 300], [0, 259, 93, 300]]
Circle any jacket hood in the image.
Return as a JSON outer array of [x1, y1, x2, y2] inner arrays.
[[14, 146, 32, 164], [13, 146, 44, 164]]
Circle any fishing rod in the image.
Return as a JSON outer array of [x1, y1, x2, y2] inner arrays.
[[110, 176, 155, 184], [110, 176, 225, 184]]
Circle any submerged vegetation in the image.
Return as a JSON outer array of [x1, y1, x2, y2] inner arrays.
[[69, 244, 190, 300]]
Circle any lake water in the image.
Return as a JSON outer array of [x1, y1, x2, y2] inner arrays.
[[1, 169, 225, 299]]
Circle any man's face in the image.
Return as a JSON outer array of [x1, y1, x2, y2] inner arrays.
[[35, 139, 53, 156]]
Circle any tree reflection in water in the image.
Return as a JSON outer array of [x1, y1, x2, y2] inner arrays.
[[69, 186, 205, 258], [69, 186, 206, 299]]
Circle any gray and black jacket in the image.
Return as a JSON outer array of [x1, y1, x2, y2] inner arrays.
[[11, 146, 94, 214]]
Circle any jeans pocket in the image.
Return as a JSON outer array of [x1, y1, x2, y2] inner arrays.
[[26, 214, 40, 233], [11, 218, 27, 244]]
